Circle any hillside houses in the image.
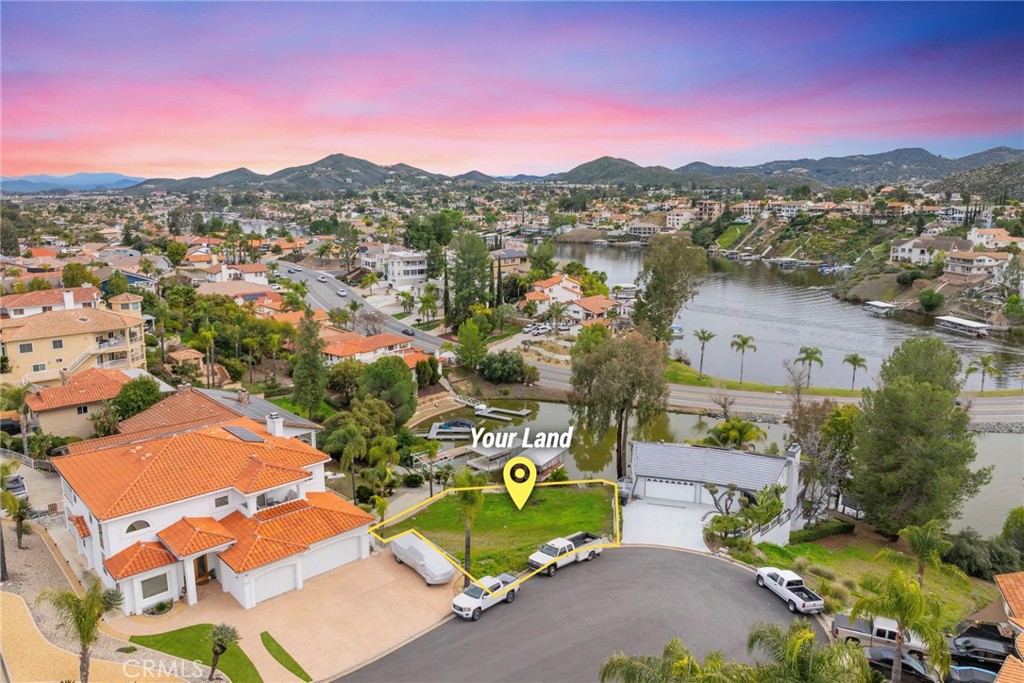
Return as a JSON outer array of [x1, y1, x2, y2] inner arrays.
[[889, 235, 973, 266]]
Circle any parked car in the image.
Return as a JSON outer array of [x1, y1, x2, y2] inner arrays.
[[833, 615, 929, 659], [0, 416, 21, 436], [522, 324, 536, 333], [532, 325, 551, 335], [287, 268, 297, 273], [947, 667, 997, 683], [947, 636, 1013, 670], [864, 647, 938, 683], [401, 328, 415, 336], [558, 323, 572, 331], [528, 532, 607, 576], [337, 289, 347, 297], [755, 567, 825, 614], [294, 266, 302, 272], [390, 534, 456, 585], [270, 283, 283, 291], [4, 474, 28, 500], [451, 574, 519, 621]]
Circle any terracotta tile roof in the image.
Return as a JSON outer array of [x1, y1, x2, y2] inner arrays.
[[0, 307, 139, 342], [532, 274, 581, 290], [68, 515, 91, 538], [996, 572, 1024, 618], [167, 349, 204, 362], [52, 418, 326, 520], [271, 309, 328, 326], [997, 655, 1024, 683], [0, 286, 102, 310], [524, 291, 550, 301], [571, 295, 617, 314], [61, 418, 220, 454], [117, 389, 235, 434], [25, 368, 132, 413], [103, 541, 176, 579], [108, 293, 142, 304], [323, 332, 410, 359], [232, 264, 269, 273], [217, 495, 374, 572], [158, 517, 236, 558], [402, 351, 434, 369]]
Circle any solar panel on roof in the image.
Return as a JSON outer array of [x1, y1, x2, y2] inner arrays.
[[223, 425, 265, 443]]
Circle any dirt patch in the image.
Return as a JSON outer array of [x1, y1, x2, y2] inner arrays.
[[843, 273, 904, 303], [556, 227, 605, 243], [450, 376, 568, 403]]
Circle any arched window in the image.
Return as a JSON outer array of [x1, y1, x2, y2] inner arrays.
[[125, 520, 151, 534]]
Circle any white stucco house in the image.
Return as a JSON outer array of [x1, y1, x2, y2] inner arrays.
[[52, 415, 374, 615]]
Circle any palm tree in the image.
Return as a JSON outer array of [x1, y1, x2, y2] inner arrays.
[[243, 336, 260, 383], [746, 620, 874, 683], [324, 424, 366, 501], [263, 333, 282, 383], [730, 335, 757, 384], [843, 353, 868, 391], [4, 494, 32, 549], [547, 301, 569, 331], [453, 467, 488, 588], [0, 460, 20, 581], [702, 418, 767, 451], [0, 383, 32, 455], [39, 580, 124, 683], [397, 291, 416, 316], [601, 638, 751, 683], [875, 520, 969, 588], [419, 292, 438, 321], [208, 623, 240, 682], [796, 346, 823, 388], [196, 328, 216, 388], [694, 329, 716, 379], [360, 272, 379, 294], [849, 570, 951, 683], [966, 354, 1002, 393]]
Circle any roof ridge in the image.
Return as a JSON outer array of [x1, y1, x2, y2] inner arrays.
[[101, 436, 178, 517]]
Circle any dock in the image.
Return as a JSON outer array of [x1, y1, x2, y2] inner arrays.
[[452, 394, 533, 422], [466, 443, 566, 480], [422, 423, 474, 440]]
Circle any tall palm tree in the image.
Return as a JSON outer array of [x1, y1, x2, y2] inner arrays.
[[966, 354, 1002, 393], [208, 623, 240, 682], [397, 291, 416, 315], [39, 580, 124, 683], [730, 335, 757, 384], [601, 638, 752, 683], [702, 418, 767, 451], [843, 353, 867, 391], [796, 346, 823, 388], [453, 467, 488, 588], [4, 494, 32, 549], [0, 460, 20, 581], [875, 520, 969, 588], [418, 292, 438, 321], [547, 301, 569, 331], [1, 383, 32, 455], [264, 333, 282, 383], [324, 424, 366, 501], [746, 620, 874, 683], [694, 329, 716, 379], [849, 570, 951, 683], [360, 272, 379, 294]]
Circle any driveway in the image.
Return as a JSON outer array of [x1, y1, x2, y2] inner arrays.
[[342, 547, 823, 683], [622, 499, 713, 552], [108, 550, 456, 682], [2, 458, 63, 511]]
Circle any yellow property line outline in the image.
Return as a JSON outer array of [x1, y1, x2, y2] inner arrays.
[[369, 479, 621, 598]]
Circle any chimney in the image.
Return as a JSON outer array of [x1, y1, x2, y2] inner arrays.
[[62, 289, 75, 309], [784, 444, 802, 518], [210, 252, 218, 265], [236, 388, 250, 405], [176, 382, 192, 395], [266, 412, 284, 438], [59, 369, 70, 385]]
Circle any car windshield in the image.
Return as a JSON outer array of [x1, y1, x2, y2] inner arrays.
[[463, 585, 485, 599], [539, 544, 559, 557]]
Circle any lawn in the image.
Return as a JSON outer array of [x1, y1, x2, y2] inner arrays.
[[486, 325, 525, 345], [383, 486, 616, 576], [268, 395, 337, 420], [665, 360, 861, 397], [260, 632, 311, 682], [130, 624, 263, 683], [394, 312, 408, 320], [731, 532, 997, 630], [715, 223, 750, 249], [413, 319, 442, 331]]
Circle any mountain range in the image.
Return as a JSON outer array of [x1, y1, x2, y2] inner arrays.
[[4, 147, 1021, 194]]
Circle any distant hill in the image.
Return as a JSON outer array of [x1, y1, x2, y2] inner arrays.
[[453, 170, 496, 186], [925, 161, 1024, 201], [1, 172, 146, 192], [555, 156, 683, 186], [675, 147, 1024, 187]]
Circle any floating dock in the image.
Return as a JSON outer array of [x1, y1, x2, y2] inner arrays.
[[423, 423, 474, 440]]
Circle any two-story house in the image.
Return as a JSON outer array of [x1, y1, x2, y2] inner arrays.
[[53, 414, 373, 615], [889, 236, 973, 266], [944, 251, 1011, 282], [322, 332, 416, 366], [0, 295, 146, 387], [565, 295, 619, 322], [383, 250, 428, 291], [0, 286, 103, 319], [204, 263, 270, 286], [695, 200, 726, 223]]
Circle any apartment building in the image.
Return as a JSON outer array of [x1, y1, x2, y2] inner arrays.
[[695, 200, 726, 223]]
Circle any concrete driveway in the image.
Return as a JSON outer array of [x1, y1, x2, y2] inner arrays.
[[622, 499, 713, 552], [109, 550, 457, 682], [1, 458, 63, 511], [343, 547, 823, 683]]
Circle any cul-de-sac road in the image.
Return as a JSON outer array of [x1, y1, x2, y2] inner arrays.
[[341, 547, 824, 683]]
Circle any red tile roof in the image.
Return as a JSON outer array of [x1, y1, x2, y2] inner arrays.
[[998, 655, 1024, 683], [158, 517, 236, 558], [68, 515, 91, 539], [116, 389, 236, 433], [103, 541, 176, 580], [25, 368, 132, 413], [996, 572, 1024, 618], [0, 286, 102, 311]]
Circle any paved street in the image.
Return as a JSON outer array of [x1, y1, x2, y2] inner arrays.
[[341, 547, 822, 683]]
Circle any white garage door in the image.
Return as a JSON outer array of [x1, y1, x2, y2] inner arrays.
[[644, 479, 697, 505], [304, 536, 362, 579], [252, 564, 299, 604]]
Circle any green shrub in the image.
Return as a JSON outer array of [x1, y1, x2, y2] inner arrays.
[[789, 520, 855, 544], [144, 333, 159, 347], [919, 288, 945, 312], [355, 485, 375, 505], [841, 577, 858, 592], [822, 596, 843, 615], [547, 467, 569, 482], [402, 473, 424, 488], [793, 556, 810, 573], [807, 564, 836, 581]]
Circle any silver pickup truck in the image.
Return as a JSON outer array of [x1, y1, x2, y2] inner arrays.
[[527, 532, 607, 576], [832, 614, 929, 659]]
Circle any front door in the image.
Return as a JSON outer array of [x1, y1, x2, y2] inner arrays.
[[194, 555, 210, 585]]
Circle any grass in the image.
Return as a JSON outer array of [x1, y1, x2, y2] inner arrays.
[[260, 632, 311, 682], [394, 312, 408, 320], [486, 325, 524, 345], [268, 395, 337, 420], [383, 486, 615, 576], [665, 360, 861, 397], [413, 320, 442, 331], [130, 624, 263, 683], [715, 223, 750, 249], [732, 536, 997, 630]]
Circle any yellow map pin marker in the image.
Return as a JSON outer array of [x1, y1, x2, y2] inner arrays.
[[503, 456, 537, 510]]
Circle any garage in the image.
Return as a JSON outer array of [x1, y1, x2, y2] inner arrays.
[[252, 563, 299, 604], [304, 535, 362, 579], [643, 478, 697, 505]]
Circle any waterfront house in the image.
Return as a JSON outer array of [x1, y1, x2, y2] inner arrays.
[[889, 235, 973, 266], [943, 251, 1011, 282], [565, 295, 619, 322]]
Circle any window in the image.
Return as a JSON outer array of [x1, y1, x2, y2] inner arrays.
[[42, 306, 53, 312], [52, 339, 64, 350], [214, 495, 229, 509], [13, 308, 24, 316], [76, 405, 89, 415], [125, 520, 151, 534], [18, 343, 33, 354], [32, 363, 46, 373], [140, 573, 169, 599]]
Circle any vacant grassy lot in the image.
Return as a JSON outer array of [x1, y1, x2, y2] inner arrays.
[[665, 360, 861, 397], [715, 223, 750, 249], [268, 395, 337, 420], [130, 624, 263, 683], [383, 485, 615, 576]]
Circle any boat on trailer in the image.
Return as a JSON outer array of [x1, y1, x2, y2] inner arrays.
[[935, 315, 989, 337], [862, 301, 897, 317]]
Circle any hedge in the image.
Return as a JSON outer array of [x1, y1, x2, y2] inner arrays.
[[789, 520, 855, 544]]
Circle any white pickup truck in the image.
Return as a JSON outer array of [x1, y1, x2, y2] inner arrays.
[[451, 574, 520, 622], [528, 532, 607, 576], [755, 567, 826, 614]]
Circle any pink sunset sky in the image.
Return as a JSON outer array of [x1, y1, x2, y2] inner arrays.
[[2, 2, 1022, 179]]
